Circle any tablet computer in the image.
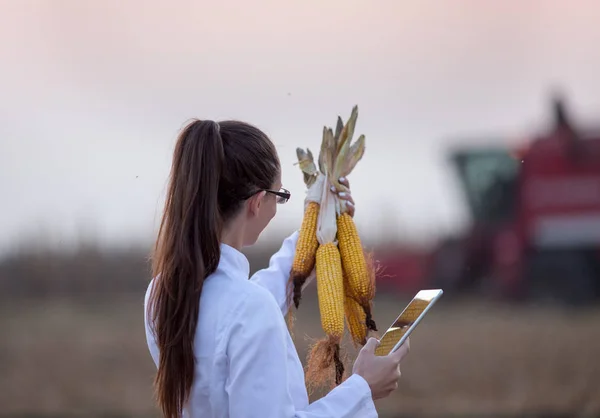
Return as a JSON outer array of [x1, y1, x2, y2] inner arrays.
[[375, 289, 443, 356]]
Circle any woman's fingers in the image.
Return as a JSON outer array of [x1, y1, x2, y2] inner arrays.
[[331, 177, 351, 198], [344, 200, 355, 217], [330, 177, 355, 217], [339, 177, 350, 189], [338, 191, 355, 205], [390, 337, 410, 363]]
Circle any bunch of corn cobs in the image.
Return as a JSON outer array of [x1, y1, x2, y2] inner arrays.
[[287, 106, 378, 389]]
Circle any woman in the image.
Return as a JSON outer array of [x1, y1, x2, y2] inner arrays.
[[144, 119, 410, 418]]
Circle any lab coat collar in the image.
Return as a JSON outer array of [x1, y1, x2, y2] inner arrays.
[[218, 243, 250, 279]]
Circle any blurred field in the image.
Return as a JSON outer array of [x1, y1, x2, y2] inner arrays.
[[2, 246, 600, 417]]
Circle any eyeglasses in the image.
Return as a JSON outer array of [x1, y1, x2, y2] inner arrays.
[[265, 187, 291, 204], [242, 187, 291, 204]]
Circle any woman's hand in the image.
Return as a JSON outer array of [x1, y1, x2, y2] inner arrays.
[[331, 177, 355, 218], [352, 337, 411, 400]]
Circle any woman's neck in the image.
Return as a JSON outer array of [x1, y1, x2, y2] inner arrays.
[[221, 216, 246, 250]]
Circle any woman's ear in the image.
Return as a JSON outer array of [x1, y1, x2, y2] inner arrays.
[[246, 191, 266, 217]]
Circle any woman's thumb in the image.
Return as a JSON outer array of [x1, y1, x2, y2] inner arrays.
[[361, 337, 380, 354]]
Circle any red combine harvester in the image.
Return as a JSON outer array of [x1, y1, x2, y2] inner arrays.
[[379, 95, 600, 305], [430, 95, 600, 305]]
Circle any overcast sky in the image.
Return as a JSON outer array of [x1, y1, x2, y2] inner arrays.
[[2, 0, 600, 254]]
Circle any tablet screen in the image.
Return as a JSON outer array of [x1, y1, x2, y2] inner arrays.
[[375, 289, 442, 356]]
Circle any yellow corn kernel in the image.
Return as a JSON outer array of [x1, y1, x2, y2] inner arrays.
[[315, 242, 345, 339], [337, 213, 372, 301], [344, 294, 367, 347], [291, 202, 320, 279]]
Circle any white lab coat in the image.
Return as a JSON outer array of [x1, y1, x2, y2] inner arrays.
[[144, 231, 378, 417]]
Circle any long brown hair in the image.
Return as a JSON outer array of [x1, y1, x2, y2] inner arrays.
[[147, 119, 279, 417]]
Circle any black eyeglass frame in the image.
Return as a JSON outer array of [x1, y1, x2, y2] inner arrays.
[[242, 187, 291, 204]]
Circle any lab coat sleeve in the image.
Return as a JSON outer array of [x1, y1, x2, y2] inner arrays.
[[143, 279, 160, 368], [225, 287, 378, 418], [250, 230, 308, 314]]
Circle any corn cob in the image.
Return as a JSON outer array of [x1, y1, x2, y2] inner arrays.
[[315, 242, 345, 339], [344, 293, 367, 347], [311, 242, 345, 385], [288, 148, 321, 313], [289, 201, 320, 308], [337, 213, 369, 298], [337, 212, 377, 331]]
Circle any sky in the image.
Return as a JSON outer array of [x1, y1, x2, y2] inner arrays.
[[1, 0, 600, 254]]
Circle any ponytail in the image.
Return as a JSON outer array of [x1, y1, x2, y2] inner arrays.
[[148, 120, 224, 418]]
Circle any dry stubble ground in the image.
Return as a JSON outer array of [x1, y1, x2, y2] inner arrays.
[[1, 287, 600, 417]]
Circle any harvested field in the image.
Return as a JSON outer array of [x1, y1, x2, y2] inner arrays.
[[2, 288, 600, 417]]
